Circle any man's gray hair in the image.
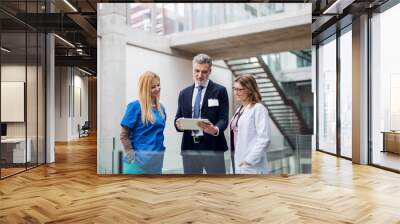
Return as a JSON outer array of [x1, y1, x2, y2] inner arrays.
[[193, 54, 212, 67]]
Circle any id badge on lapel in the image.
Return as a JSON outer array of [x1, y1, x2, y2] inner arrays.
[[208, 98, 219, 107]]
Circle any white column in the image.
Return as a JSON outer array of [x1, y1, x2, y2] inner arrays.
[[97, 4, 127, 173], [46, 32, 55, 163], [312, 45, 317, 150], [352, 14, 369, 164]]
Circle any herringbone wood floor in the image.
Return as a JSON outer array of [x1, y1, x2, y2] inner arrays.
[[1, 134, 400, 224]]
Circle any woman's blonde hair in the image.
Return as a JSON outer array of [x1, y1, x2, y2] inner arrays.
[[137, 71, 164, 125], [234, 74, 262, 106]]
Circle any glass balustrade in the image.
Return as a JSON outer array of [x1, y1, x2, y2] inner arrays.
[[123, 3, 308, 36], [98, 134, 312, 175]]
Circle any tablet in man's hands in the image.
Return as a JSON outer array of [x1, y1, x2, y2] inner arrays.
[[179, 118, 211, 130]]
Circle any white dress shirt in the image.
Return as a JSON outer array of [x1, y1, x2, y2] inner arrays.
[[191, 79, 209, 118], [191, 80, 209, 136], [230, 103, 271, 174]]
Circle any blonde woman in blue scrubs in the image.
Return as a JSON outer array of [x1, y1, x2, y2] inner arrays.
[[120, 71, 166, 174]]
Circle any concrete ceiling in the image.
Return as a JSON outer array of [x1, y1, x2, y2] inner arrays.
[[169, 8, 311, 60]]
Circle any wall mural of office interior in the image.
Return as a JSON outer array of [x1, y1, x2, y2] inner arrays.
[[97, 3, 314, 175]]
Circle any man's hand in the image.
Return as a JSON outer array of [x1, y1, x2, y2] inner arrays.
[[176, 118, 182, 130], [198, 121, 218, 135]]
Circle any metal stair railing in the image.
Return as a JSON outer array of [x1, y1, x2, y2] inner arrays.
[[257, 56, 312, 135], [225, 56, 312, 150]]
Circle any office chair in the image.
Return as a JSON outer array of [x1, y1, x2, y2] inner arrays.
[[79, 121, 90, 138]]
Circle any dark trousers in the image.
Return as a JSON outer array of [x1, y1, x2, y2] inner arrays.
[[182, 152, 226, 174]]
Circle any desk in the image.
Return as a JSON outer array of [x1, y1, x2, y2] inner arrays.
[[382, 132, 400, 154], [1, 138, 31, 163]]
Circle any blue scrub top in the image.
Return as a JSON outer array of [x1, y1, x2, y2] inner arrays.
[[120, 100, 166, 152]]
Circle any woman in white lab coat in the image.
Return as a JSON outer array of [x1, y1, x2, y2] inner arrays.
[[229, 74, 271, 174]]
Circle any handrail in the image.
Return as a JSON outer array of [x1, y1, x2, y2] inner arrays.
[[226, 58, 296, 149], [257, 56, 311, 134], [226, 56, 312, 150]]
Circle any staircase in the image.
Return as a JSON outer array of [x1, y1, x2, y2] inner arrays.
[[290, 49, 311, 63], [225, 56, 312, 149]]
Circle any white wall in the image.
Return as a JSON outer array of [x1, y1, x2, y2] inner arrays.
[[46, 32, 56, 163], [1, 65, 40, 138], [72, 73, 89, 138], [55, 67, 89, 141], [1, 66, 25, 124], [312, 45, 317, 150], [97, 4, 128, 174], [55, 67, 68, 141], [1, 64, 46, 163]]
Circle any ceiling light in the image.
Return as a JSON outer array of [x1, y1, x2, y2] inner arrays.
[[322, 0, 354, 15], [78, 67, 92, 76], [54, 34, 75, 48], [129, 8, 151, 20], [130, 3, 141, 9], [1, 47, 11, 53], [63, 0, 78, 12]]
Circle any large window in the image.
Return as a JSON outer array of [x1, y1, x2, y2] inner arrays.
[[318, 36, 337, 154], [340, 27, 352, 158], [371, 3, 400, 171]]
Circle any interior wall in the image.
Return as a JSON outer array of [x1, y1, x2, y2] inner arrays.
[[1, 65, 25, 138], [1, 65, 38, 138], [312, 45, 317, 150], [1, 64, 45, 166], [55, 67, 89, 141], [55, 66, 68, 141], [72, 72, 89, 138], [88, 77, 97, 131]]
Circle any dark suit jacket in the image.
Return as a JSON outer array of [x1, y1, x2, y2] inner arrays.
[[174, 80, 229, 152]]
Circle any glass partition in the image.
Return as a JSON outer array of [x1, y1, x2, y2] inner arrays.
[[1, 31, 27, 177], [100, 134, 312, 175], [37, 32, 45, 165], [0, 2, 46, 179], [27, 31, 38, 169]]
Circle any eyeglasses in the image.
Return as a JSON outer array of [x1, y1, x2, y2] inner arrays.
[[233, 87, 245, 92]]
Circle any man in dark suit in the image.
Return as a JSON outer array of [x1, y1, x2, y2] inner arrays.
[[175, 54, 229, 174]]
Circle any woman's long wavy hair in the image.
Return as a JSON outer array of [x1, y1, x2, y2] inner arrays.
[[137, 71, 164, 125]]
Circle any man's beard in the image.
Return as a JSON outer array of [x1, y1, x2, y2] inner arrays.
[[196, 79, 207, 86]]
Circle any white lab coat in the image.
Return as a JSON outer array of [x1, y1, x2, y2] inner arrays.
[[230, 103, 271, 174]]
